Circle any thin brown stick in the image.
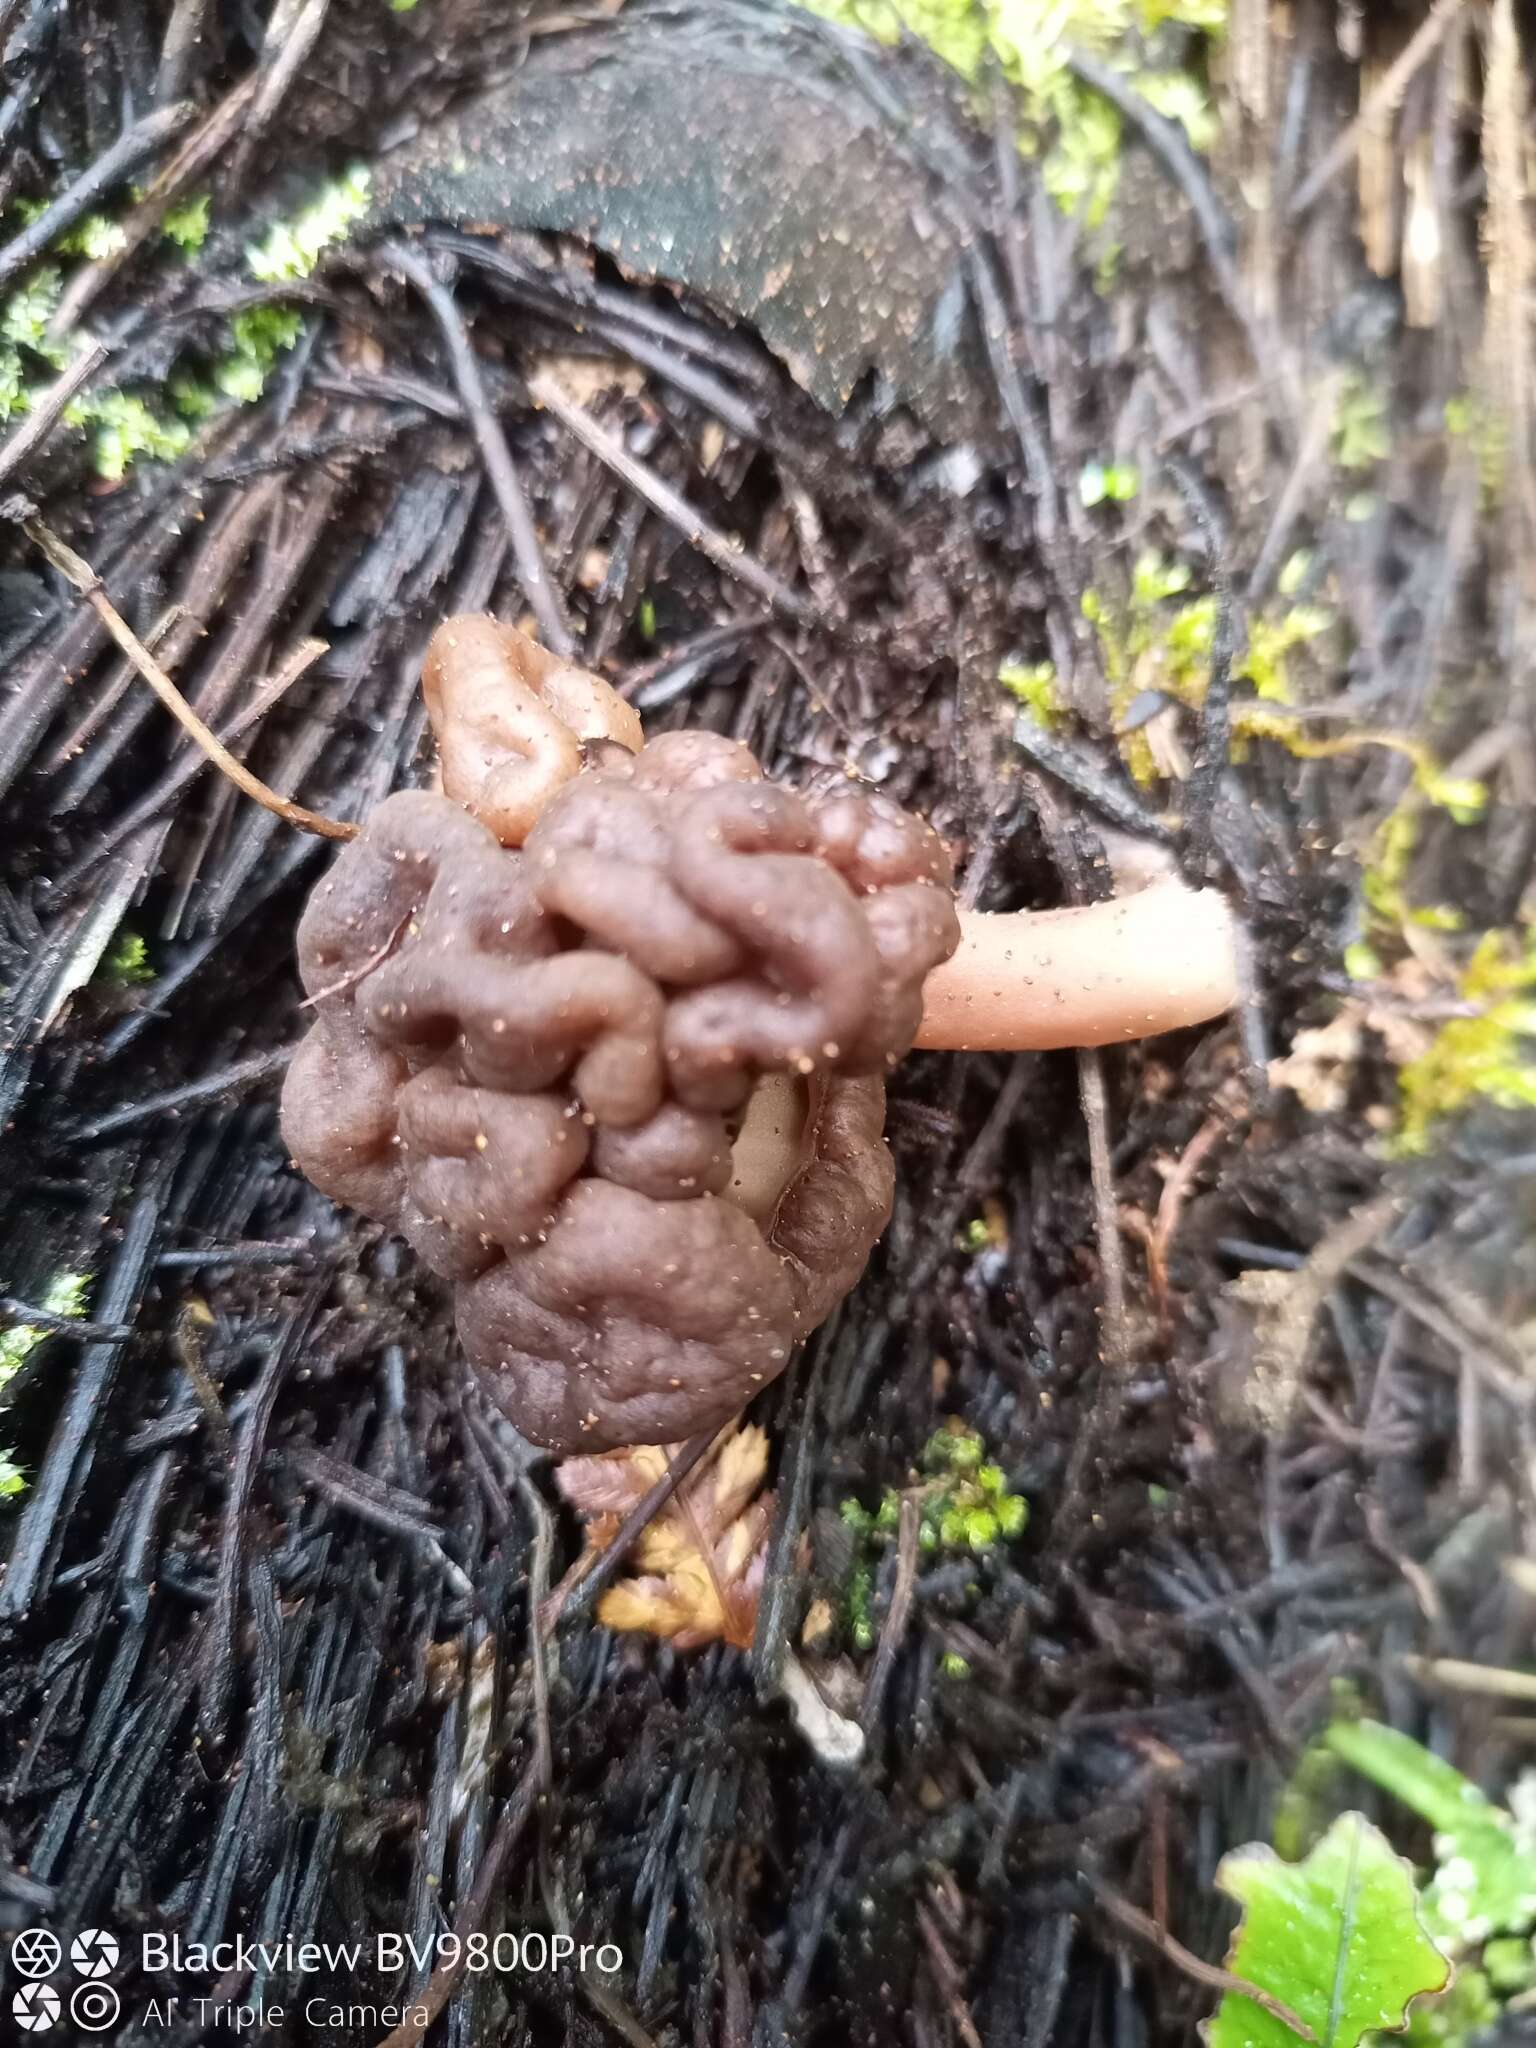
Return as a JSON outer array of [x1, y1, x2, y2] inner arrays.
[[1148, 1108, 1233, 1324], [26, 519, 356, 842], [1088, 1879, 1318, 2042], [50, 71, 262, 338], [374, 1760, 543, 2048], [1402, 1656, 1536, 1701], [860, 1492, 921, 1733], [913, 1901, 985, 2048], [1287, 0, 1468, 220]]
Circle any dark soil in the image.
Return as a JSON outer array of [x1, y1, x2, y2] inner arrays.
[[0, 4, 1533, 2047]]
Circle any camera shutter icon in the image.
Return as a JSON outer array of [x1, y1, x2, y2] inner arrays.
[[10, 1931, 61, 1980], [69, 1931, 119, 1980], [13, 1982, 61, 2032]]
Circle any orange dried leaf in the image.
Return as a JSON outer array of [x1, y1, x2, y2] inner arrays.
[[559, 1425, 773, 1649]]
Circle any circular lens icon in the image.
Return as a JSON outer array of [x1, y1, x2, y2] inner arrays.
[[70, 1983, 121, 2032], [13, 1982, 61, 2032], [10, 1931, 61, 1980], [69, 1930, 119, 1980]]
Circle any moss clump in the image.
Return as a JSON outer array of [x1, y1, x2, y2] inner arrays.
[[839, 1420, 1029, 1647], [1394, 931, 1536, 1153], [1000, 658, 1065, 730], [0, 1271, 92, 1499], [799, 0, 1221, 244], [1078, 458, 1140, 506], [173, 170, 371, 416], [0, 166, 371, 479], [101, 930, 154, 985], [1061, 548, 1333, 782], [1332, 370, 1391, 472], [246, 164, 371, 284], [162, 191, 211, 253], [64, 390, 191, 481]]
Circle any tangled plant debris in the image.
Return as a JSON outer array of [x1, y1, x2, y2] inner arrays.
[[0, 2, 1531, 2042]]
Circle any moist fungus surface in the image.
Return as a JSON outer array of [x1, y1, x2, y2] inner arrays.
[[367, 8, 989, 440], [282, 734, 959, 1450]]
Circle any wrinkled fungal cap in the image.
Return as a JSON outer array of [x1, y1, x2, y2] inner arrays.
[[422, 612, 642, 846], [283, 696, 958, 1450]]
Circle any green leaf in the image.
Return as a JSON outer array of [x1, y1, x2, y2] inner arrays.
[[1205, 1812, 1450, 2048], [1397, 1963, 1496, 2047], [1326, 1720, 1536, 1949]]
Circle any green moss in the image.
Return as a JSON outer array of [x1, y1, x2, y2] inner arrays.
[[1077, 548, 1334, 782], [213, 304, 304, 403], [1, 1271, 92, 1501], [838, 1420, 1029, 1648], [1, 263, 67, 367], [848, 1556, 876, 1650], [940, 1652, 971, 1679], [1332, 370, 1391, 472], [1079, 458, 1140, 507], [0, 1271, 90, 1384], [162, 191, 211, 253], [1394, 931, 1536, 1153], [0, 167, 372, 477], [799, 0, 1222, 241], [101, 930, 154, 985], [55, 213, 127, 261], [246, 165, 371, 284], [1234, 710, 1486, 823], [64, 389, 191, 482]]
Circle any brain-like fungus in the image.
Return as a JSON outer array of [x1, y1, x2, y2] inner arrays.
[[282, 703, 959, 1451]]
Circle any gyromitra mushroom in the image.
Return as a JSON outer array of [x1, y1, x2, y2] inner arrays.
[[283, 616, 1238, 1453]]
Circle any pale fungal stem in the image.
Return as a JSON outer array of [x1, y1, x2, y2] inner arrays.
[[915, 880, 1240, 1052]]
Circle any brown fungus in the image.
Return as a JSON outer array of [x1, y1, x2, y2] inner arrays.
[[283, 647, 958, 1450], [285, 616, 1240, 1454]]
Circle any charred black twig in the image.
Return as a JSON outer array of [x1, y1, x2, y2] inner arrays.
[[1063, 49, 1246, 331], [49, 70, 262, 338], [0, 1297, 135, 1343], [376, 1759, 543, 2048], [0, 338, 108, 490], [382, 241, 575, 658], [67, 1046, 293, 1144], [0, 99, 192, 296]]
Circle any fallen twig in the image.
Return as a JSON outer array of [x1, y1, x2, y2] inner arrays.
[[1088, 1877, 1318, 2042], [0, 100, 194, 297], [0, 338, 109, 490], [383, 242, 575, 657], [26, 518, 356, 843]]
